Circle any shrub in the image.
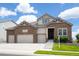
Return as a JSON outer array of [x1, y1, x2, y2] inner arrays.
[[76, 34, 79, 39], [54, 36, 58, 42], [54, 36, 68, 43], [76, 34, 79, 43], [60, 36, 68, 43], [77, 40, 79, 43]]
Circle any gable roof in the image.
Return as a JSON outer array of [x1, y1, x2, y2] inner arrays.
[[17, 21, 31, 26], [6, 13, 73, 30], [18, 21, 37, 28], [37, 13, 73, 26], [37, 13, 57, 21], [56, 17, 73, 26], [6, 21, 37, 30]]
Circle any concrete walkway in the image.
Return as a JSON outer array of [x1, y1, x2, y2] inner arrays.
[[44, 40, 53, 49]]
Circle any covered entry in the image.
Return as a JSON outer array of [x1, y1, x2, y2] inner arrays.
[[48, 28, 54, 39]]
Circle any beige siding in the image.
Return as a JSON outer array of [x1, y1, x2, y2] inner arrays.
[[37, 28, 47, 43], [38, 35, 46, 43], [37, 28, 46, 34]]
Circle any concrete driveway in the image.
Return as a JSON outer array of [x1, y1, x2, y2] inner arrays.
[[0, 43, 45, 56], [0, 40, 53, 56]]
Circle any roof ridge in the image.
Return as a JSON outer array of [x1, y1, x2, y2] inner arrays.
[[37, 13, 57, 21], [56, 17, 73, 25]]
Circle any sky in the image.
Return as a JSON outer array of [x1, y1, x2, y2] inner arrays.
[[0, 3, 79, 39]]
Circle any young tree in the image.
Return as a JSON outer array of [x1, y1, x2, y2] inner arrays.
[[76, 34, 79, 43]]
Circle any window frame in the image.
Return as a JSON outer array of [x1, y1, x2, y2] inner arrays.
[[57, 28, 68, 36], [63, 28, 67, 36]]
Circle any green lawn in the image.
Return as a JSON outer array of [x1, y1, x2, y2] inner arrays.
[[34, 43, 79, 56], [53, 43, 79, 51], [34, 50, 79, 56]]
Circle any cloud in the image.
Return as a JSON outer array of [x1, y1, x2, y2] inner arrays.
[[72, 28, 79, 40], [0, 7, 17, 17], [72, 26, 79, 40], [15, 3, 37, 14], [58, 7, 79, 19], [16, 15, 37, 24]]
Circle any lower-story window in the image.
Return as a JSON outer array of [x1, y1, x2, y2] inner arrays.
[[58, 29, 62, 35], [58, 28, 67, 36], [63, 28, 67, 35]]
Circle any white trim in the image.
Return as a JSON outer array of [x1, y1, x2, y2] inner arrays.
[[48, 27, 55, 28], [63, 28, 68, 36], [46, 28, 48, 39], [57, 28, 62, 36]]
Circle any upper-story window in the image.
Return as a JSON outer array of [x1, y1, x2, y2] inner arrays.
[[43, 19, 48, 24], [38, 18, 43, 25], [38, 18, 49, 25], [58, 28, 67, 36], [23, 23, 26, 26]]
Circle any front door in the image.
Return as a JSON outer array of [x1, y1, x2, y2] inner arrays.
[[48, 28, 54, 39]]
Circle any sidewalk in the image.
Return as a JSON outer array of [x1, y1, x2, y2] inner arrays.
[[38, 49, 79, 53]]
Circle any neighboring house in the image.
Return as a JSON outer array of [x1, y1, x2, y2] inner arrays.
[[6, 13, 72, 43], [0, 20, 16, 43]]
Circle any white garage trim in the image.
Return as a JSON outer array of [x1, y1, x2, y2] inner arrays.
[[17, 34, 33, 43], [38, 34, 46, 43], [8, 35, 15, 43]]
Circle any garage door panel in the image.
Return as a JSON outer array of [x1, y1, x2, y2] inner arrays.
[[8, 35, 15, 43], [17, 35, 33, 43], [38, 35, 46, 43]]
